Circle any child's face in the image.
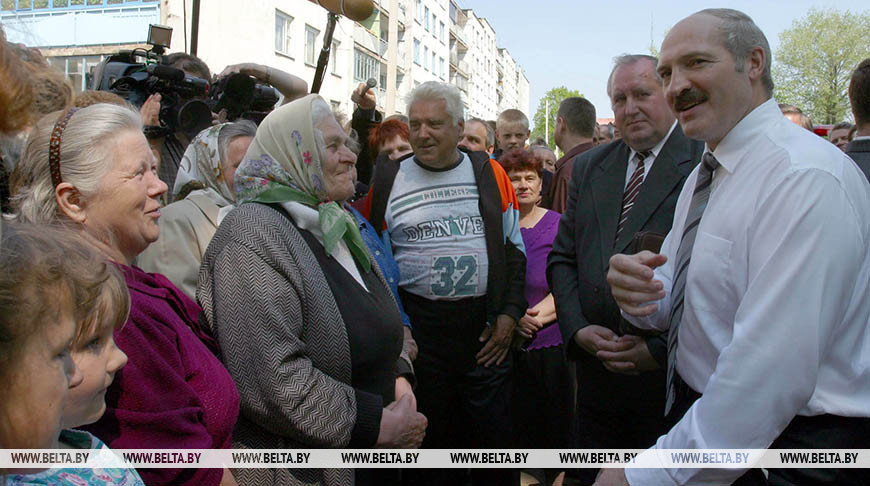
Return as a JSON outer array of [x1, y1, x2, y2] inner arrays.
[[3, 313, 80, 448], [496, 122, 529, 150], [64, 324, 127, 428]]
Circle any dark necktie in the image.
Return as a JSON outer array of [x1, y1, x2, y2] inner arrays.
[[616, 150, 651, 241], [664, 152, 720, 415]]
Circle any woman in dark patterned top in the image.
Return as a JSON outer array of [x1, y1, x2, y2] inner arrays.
[[198, 94, 426, 486]]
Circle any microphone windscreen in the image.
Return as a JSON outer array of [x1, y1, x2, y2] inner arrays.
[[366, 78, 377, 90], [315, 0, 374, 22], [151, 64, 185, 82]]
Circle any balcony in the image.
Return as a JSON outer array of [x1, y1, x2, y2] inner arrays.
[[449, 23, 468, 50], [495, 58, 504, 75], [450, 73, 468, 93], [449, 52, 469, 76], [353, 25, 388, 58]]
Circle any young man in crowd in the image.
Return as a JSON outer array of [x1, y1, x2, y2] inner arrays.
[[542, 97, 597, 212], [494, 108, 530, 159]]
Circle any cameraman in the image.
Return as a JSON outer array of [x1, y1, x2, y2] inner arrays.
[[144, 55, 307, 196], [141, 53, 213, 192]]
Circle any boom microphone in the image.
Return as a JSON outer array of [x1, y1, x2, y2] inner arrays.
[[314, 0, 374, 22]]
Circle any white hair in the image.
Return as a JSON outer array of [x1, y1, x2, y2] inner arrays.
[[217, 119, 257, 168], [12, 103, 142, 224], [406, 81, 464, 127]]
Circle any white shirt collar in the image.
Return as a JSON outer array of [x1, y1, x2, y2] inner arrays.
[[629, 120, 678, 163], [708, 98, 780, 173]]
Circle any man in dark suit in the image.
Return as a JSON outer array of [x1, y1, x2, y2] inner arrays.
[[547, 54, 703, 484], [846, 58, 870, 181]]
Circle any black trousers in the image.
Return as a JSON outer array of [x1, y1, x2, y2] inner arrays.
[[400, 291, 517, 486], [670, 374, 870, 485], [513, 344, 575, 486], [572, 357, 673, 485]]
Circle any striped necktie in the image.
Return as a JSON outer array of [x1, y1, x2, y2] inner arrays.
[[664, 152, 720, 415], [616, 150, 651, 241]]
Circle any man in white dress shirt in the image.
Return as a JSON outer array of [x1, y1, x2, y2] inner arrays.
[[597, 8, 870, 486]]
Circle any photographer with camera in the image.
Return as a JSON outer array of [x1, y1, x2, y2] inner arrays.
[[145, 58, 308, 196]]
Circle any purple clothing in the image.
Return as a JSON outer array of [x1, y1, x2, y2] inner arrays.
[[83, 264, 239, 486], [521, 209, 563, 350]]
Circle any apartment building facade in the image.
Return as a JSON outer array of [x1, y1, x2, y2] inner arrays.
[[2, 0, 529, 120]]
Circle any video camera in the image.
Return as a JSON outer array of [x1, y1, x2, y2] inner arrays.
[[209, 72, 279, 126], [92, 25, 212, 138], [93, 24, 280, 138]]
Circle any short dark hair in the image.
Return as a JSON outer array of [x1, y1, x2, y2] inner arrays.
[[499, 148, 542, 177], [467, 117, 495, 147], [831, 122, 853, 132], [850, 58, 870, 126], [165, 53, 211, 80], [557, 97, 596, 138]]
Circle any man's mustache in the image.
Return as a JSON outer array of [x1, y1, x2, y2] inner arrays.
[[674, 89, 708, 111]]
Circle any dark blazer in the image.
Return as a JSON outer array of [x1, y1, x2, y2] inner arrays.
[[846, 138, 870, 182], [547, 125, 703, 416]]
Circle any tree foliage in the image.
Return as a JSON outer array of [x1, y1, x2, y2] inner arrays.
[[530, 86, 582, 152], [773, 8, 870, 124]]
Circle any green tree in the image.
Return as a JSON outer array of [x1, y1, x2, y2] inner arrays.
[[773, 8, 870, 124], [530, 86, 582, 152]]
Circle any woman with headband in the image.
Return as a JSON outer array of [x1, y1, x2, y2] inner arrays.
[[10, 103, 240, 486]]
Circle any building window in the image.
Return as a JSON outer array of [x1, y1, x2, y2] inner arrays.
[[424, 6, 430, 31], [440, 56, 445, 80], [330, 40, 340, 75], [413, 38, 421, 65], [432, 14, 436, 35], [416, 0, 422, 23], [431, 52, 436, 73], [305, 25, 320, 65], [354, 47, 379, 83], [423, 46, 428, 70], [275, 10, 293, 56], [439, 21, 445, 43]]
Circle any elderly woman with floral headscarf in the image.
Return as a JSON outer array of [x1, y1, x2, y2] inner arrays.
[[137, 121, 255, 299], [198, 94, 426, 486]]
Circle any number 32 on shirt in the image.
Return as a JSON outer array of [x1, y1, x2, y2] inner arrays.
[[429, 255, 479, 297]]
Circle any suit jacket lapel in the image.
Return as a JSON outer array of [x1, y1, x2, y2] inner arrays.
[[613, 129, 689, 253], [592, 142, 630, 268]]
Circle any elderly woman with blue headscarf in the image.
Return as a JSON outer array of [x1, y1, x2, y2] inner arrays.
[[137, 121, 256, 299], [198, 94, 426, 486]]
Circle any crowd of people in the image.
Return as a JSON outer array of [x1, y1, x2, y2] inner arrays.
[[1, 6, 869, 486]]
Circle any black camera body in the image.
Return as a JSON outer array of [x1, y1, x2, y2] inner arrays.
[[209, 72, 279, 126], [93, 50, 214, 139], [93, 24, 279, 138]]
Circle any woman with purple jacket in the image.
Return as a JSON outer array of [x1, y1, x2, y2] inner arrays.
[[500, 148, 573, 486]]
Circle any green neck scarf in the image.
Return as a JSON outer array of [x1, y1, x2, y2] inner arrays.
[[234, 95, 370, 272]]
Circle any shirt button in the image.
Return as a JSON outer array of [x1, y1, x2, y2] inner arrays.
[[375, 250, 381, 256], [593, 287, 600, 294], [389, 278, 394, 283]]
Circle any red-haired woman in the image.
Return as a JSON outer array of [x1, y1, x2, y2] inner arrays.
[[500, 148, 573, 486]]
